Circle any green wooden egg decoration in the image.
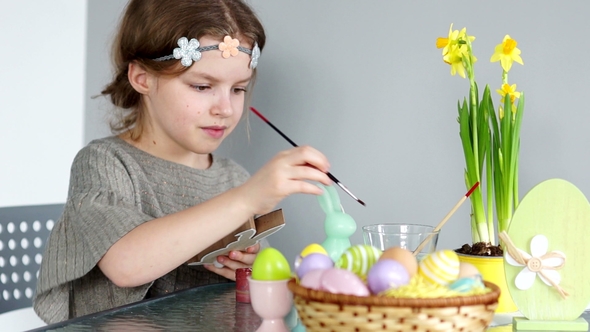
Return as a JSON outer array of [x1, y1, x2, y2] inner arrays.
[[504, 179, 590, 321]]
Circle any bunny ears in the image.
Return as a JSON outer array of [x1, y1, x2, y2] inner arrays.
[[317, 184, 344, 214]]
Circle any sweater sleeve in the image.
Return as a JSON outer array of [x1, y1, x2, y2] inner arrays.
[[34, 142, 154, 323]]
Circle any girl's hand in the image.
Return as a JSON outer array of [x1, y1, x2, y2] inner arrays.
[[240, 145, 332, 215], [203, 243, 260, 280]]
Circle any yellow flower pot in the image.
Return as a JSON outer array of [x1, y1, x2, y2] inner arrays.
[[457, 253, 518, 313]]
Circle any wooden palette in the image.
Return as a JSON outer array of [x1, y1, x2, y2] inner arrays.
[[504, 179, 590, 321]]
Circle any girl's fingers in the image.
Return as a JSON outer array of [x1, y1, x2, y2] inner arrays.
[[289, 164, 332, 185], [285, 146, 330, 173], [245, 243, 260, 254], [203, 264, 235, 280], [229, 250, 257, 266]]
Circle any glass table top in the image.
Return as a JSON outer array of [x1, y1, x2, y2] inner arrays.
[[30, 283, 261, 332], [28, 282, 590, 331]]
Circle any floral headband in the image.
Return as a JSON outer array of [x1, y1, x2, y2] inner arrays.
[[154, 35, 260, 69]]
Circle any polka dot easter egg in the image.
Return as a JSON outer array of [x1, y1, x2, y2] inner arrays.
[[336, 244, 381, 280], [251, 247, 292, 281], [418, 249, 460, 286]]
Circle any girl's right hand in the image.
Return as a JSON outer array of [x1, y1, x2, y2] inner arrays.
[[240, 145, 332, 215]]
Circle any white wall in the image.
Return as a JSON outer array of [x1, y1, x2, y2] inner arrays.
[[86, 1, 590, 263], [0, 1, 87, 208]]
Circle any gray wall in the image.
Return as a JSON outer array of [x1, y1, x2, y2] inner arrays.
[[86, 1, 590, 262]]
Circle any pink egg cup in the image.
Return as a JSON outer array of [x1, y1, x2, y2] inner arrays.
[[247, 277, 293, 332]]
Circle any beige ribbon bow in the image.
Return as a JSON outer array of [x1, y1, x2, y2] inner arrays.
[[499, 231, 569, 299]]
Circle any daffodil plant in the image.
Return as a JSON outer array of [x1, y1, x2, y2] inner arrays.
[[436, 25, 525, 246]]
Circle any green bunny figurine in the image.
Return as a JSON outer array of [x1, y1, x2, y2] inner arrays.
[[317, 184, 357, 261]]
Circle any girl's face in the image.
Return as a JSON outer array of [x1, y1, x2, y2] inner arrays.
[[137, 36, 253, 169]]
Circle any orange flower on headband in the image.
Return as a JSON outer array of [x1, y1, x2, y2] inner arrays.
[[219, 36, 240, 59]]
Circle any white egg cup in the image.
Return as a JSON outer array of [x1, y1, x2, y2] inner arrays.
[[248, 277, 293, 332]]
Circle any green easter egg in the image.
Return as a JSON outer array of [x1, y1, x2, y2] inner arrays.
[[336, 244, 381, 279], [251, 247, 292, 281]]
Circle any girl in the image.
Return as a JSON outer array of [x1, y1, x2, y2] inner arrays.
[[34, 0, 331, 324]]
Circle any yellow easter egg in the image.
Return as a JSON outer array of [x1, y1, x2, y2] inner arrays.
[[418, 249, 460, 286], [300, 243, 328, 257], [336, 244, 381, 279]]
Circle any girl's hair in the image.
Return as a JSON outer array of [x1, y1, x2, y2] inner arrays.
[[101, 0, 266, 140]]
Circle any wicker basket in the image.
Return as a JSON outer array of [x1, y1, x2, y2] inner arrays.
[[288, 278, 500, 332]]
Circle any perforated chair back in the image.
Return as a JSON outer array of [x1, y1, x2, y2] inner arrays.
[[0, 204, 63, 314]]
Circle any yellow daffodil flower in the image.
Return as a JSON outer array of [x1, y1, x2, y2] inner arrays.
[[436, 23, 458, 55], [490, 35, 524, 72], [437, 24, 476, 79], [443, 45, 468, 78], [497, 83, 521, 104], [437, 24, 475, 55], [497, 105, 518, 120]]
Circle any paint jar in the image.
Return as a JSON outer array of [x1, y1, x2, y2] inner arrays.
[[235, 268, 252, 303]]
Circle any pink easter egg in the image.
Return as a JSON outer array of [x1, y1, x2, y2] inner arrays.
[[296, 253, 334, 279], [299, 268, 326, 290], [367, 259, 410, 294], [320, 268, 370, 297]]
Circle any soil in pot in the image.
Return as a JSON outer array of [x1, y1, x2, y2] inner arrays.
[[455, 242, 503, 256]]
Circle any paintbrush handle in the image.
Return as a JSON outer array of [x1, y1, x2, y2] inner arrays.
[[250, 107, 365, 206], [412, 182, 480, 256]]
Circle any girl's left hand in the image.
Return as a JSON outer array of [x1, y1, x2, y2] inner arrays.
[[203, 243, 260, 280]]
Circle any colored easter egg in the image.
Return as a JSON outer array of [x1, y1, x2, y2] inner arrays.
[[301, 243, 328, 257], [367, 259, 410, 294], [294, 243, 329, 270], [380, 246, 418, 277], [449, 276, 485, 293], [336, 244, 382, 279], [458, 262, 480, 279], [296, 253, 334, 280], [320, 268, 370, 297], [251, 247, 291, 281], [418, 249, 460, 286], [299, 268, 326, 290]]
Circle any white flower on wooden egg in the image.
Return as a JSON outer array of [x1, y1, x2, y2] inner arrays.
[[505, 234, 566, 292]]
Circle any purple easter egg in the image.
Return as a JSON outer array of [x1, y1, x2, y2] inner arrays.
[[296, 253, 334, 279], [367, 259, 410, 294]]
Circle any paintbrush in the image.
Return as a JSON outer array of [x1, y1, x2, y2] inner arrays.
[[250, 106, 366, 207], [412, 181, 480, 256]]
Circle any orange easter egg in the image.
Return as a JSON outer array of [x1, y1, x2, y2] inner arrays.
[[379, 246, 418, 277], [458, 262, 481, 279]]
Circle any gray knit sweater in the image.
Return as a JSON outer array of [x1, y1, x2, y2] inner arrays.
[[33, 136, 251, 324]]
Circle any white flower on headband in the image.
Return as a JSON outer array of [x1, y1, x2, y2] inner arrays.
[[173, 37, 202, 67], [250, 42, 260, 69], [505, 234, 566, 292], [219, 36, 240, 59]]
